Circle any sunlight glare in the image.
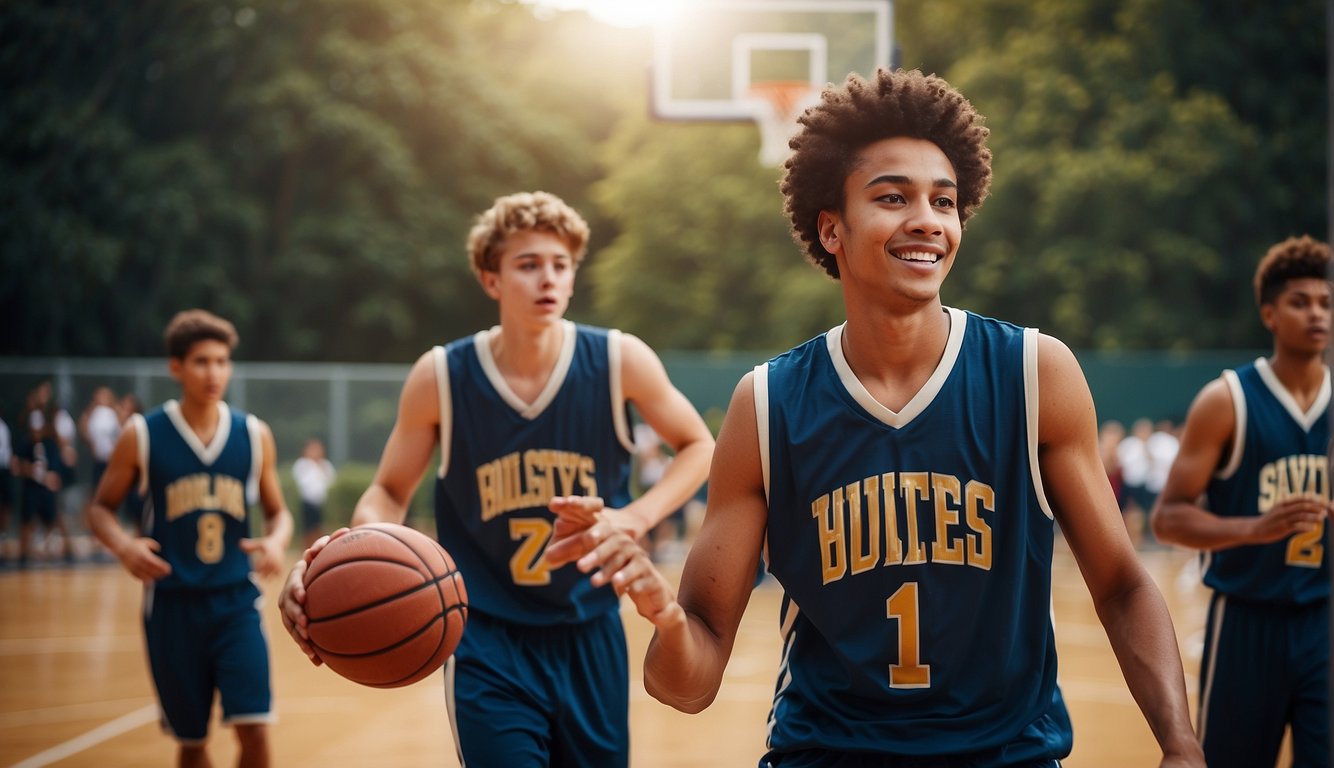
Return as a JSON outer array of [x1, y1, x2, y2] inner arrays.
[[525, 0, 693, 28]]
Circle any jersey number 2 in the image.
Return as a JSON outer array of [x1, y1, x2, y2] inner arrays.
[[1287, 519, 1324, 567], [887, 582, 931, 688], [509, 518, 554, 586]]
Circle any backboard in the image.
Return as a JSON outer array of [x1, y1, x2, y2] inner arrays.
[[650, 1, 895, 163]]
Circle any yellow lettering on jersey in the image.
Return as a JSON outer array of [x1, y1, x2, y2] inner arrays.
[[477, 449, 599, 523], [880, 473, 903, 566], [812, 492, 847, 585], [1258, 454, 1330, 514], [165, 474, 245, 522], [809, 471, 997, 582], [899, 472, 929, 565], [929, 474, 964, 565], [965, 480, 994, 570], [849, 478, 879, 576]]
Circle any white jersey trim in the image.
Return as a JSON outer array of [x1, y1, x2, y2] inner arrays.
[[825, 307, 967, 429], [163, 400, 232, 466], [1024, 328, 1055, 520], [245, 414, 262, 506], [131, 413, 150, 499], [433, 346, 453, 478], [608, 329, 636, 454], [753, 363, 771, 503], [473, 320, 577, 420], [1215, 370, 1246, 481], [753, 363, 772, 567], [1254, 356, 1330, 432], [1197, 591, 1228, 744]]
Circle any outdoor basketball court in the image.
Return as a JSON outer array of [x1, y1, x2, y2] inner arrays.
[[1, 539, 1241, 767]]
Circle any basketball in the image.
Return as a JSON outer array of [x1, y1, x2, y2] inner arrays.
[[303, 523, 468, 688]]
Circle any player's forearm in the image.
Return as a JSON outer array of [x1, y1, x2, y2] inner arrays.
[[351, 483, 410, 527], [1095, 579, 1204, 761], [86, 502, 134, 555], [643, 612, 731, 714], [625, 439, 711, 531], [1151, 501, 1256, 550], [263, 508, 295, 549]]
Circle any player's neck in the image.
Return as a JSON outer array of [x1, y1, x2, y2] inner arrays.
[[176, 397, 222, 438], [1266, 349, 1327, 402], [840, 301, 950, 411], [490, 321, 565, 382]]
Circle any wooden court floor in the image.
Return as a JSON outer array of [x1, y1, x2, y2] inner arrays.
[[1, 539, 1222, 767]]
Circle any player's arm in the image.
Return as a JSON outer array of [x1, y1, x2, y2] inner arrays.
[[350, 350, 441, 527], [239, 420, 294, 579], [85, 425, 171, 583], [643, 372, 768, 713], [613, 333, 715, 538], [1036, 335, 1204, 767], [1151, 379, 1328, 549], [280, 351, 441, 662]]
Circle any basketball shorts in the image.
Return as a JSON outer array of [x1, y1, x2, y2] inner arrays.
[[762, 753, 1060, 768], [300, 500, 323, 533], [445, 609, 629, 768], [0, 468, 14, 507], [1198, 592, 1330, 768], [144, 580, 273, 743], [20, 483, 55, 526]]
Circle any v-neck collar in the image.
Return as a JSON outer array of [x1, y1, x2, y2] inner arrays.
[[826, 307, 967, 429], [164, 400, 232, 465], [1254, 357, 1330, 432], [474, 320, 577, 420]]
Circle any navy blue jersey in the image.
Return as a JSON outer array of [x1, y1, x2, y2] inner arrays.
[[1203, 359, 1330, 605], [433, 321, 636, 626], [134, 401, 262, 591], [759, 308, 1071, 760]]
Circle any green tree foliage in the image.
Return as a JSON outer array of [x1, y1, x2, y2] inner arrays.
[[1, 0, 612, 361], [897, 0, 1326, 350], [589, 113, 842, 352], [2, 0, 1326, 357]]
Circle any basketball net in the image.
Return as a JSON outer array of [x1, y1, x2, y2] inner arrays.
[[747, 80, 820, 167]]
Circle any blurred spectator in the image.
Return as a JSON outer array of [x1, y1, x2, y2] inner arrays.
[[635, 423, 686, 563], [16, 384, 75, 565], [1141, 420, 1180, 546], [1116, 418, 1155, 547], [80, 386, 121, 488], [292, 437, 336, 549]]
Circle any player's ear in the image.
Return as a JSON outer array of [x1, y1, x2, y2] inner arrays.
[[817, 210, 842, 255], [479, 269, 502, 301], [167, 357, 183, 382], [1259, 302, 1276, 332]]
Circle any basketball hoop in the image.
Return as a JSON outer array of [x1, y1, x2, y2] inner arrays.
[[747, 80, 820, 167]]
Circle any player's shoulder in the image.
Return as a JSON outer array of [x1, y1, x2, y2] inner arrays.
[[1187, 375, 1237, 418]]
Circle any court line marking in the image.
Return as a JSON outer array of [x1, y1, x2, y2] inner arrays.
[[10, 704, 157, 768], [0, 697, 153, 729]]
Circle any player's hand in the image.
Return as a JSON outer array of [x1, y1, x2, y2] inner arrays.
[[1249, 497, 1329, 544], [568, 517, 685, 629], [545, 496, 651, 568], [544, 496, 605, 566], [279, 529, 347, 666], [114, 537, 171, 583], [240, 536, 286, 579]]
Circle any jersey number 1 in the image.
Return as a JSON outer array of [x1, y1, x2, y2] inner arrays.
[[887, 582, 931, 688]]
